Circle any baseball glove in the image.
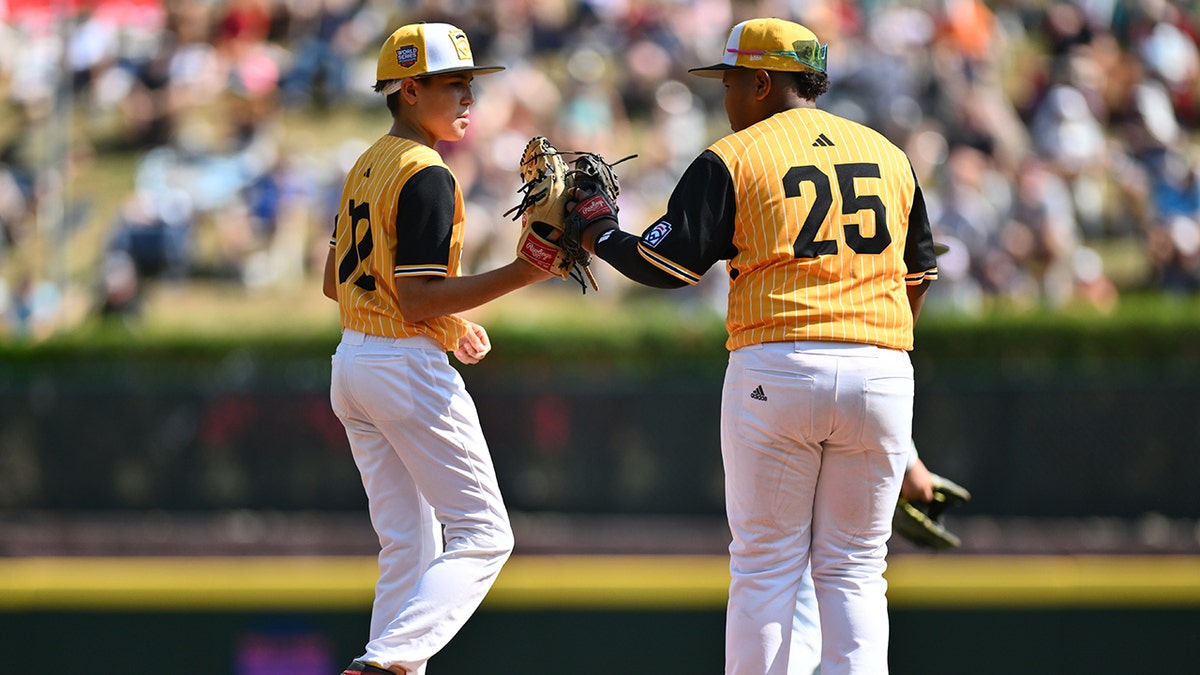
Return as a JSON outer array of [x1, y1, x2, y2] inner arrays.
[[561, 150, 629, 251], [893, 473, 972, 550], [505, 136, 596, 293]]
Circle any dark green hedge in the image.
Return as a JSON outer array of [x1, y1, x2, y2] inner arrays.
[[4, 294, 1200, 369]]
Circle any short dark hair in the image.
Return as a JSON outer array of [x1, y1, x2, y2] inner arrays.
[[375, 80, 401, 114], [773, 69, 829, 100]]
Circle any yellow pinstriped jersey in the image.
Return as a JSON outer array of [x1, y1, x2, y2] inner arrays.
[[710, 108, 932, 350], [329, 136, 468, 350], [624, 107, 938, 352]]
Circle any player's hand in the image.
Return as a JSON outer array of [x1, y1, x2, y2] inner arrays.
[[454, 322, 491, 364], [565, 186, 618, 253], [901, 456, 935, 503]]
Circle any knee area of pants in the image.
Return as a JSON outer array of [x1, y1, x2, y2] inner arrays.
[[490, 530, 516, 559], [810, 555, 886, 583], [445, 527, 514, 559]]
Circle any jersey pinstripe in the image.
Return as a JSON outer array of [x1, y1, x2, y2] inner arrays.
[[330, 136, 468, 350], [646, 108, 936, 351]]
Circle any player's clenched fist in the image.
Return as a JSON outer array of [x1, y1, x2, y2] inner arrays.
[[454, 322, 491, 364]]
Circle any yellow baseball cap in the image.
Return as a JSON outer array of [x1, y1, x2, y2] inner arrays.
[[376, 22, 504, 88], [689, 18, 828, 78]]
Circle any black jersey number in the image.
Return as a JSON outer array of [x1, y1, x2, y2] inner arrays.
[[337, 200, 376, 291], [783, 162, 890, 258]]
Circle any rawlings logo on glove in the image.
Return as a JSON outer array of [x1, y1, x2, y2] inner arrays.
[[518, 230, 563, 273], [574, 194, 615, 221]]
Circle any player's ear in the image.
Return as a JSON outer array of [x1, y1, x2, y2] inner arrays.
[[399, 77, 421, 104], [753, 69, 773, 100]]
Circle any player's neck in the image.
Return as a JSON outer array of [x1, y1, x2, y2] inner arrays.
[[773, 94, 815, 115], [389, 119, 435, 147]]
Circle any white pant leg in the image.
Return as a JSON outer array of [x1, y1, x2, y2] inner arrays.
[[791, 565, 821, 675], [722, 343, 823, 675], [331, 332, 514, 674], [339, 405, 442, 645], [810, 345, 911, 675], [722, 342, 910, 675]]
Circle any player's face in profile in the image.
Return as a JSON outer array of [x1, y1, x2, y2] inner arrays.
[[415, 73, 477, 142], [722, 69, 758, 132]]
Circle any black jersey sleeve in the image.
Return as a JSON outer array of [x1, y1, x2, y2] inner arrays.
[[592, 228, 686, 288], [395, 165, 457, 276], [594, 150, 736, 287], [902, 170, 938, 282]]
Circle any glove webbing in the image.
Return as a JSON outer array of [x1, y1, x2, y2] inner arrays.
[[503, 146, 562, 221]]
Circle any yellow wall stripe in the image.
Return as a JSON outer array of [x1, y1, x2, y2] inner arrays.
[[1, 555, 1198, 612], [885, 554, 1200, 608]]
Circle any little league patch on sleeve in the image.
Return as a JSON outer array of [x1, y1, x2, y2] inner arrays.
[[643, 220, 672, 247]]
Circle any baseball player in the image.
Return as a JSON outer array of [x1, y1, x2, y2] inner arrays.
[[323, 23, 554, 675], [568, 18, 938, 674]]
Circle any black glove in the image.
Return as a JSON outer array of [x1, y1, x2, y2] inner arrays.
[[893, 474, 971, 549]]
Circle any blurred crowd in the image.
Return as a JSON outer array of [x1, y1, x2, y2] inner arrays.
[[1, 0, 1199, 337]]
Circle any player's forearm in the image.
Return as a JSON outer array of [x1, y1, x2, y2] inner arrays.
[[580, 218, 617, 253], [593, 227, 688, 289], [322, 248, 339, 301], [907, 280, 930, 323], [394, 261, 548, 323]]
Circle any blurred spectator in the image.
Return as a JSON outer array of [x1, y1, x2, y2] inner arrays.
[[1146, 213, 1200, 293], [1028, 82, 1110, 236], [97, 248, 142, 320], [932, 145, 1014, 290], [1005, 155, 1112, 309], [0, 142, 36, 257], [106, 187, 194, 281], [119, 2, 224, 148], [5, 0, 1200, 339], [1, 272, 63, 339], [277, 0, 376, 109], [1143, 147, 1200, 293], [1151, 147, 1200, 222], [1121, 0, 1200, 124]]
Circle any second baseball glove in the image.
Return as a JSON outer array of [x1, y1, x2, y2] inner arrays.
[[893, 473, 972, 550], [561, 150, 627, 251]]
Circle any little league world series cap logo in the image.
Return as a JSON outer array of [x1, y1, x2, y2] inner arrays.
[[396, 44, 419, 68]]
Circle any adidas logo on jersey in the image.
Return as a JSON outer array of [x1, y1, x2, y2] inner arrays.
[[812, 133, 835, 147], [750, 385, 768, 401]]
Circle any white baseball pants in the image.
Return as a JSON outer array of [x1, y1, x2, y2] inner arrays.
[[792, 440, 921, 675], [331, 330, 514, 674], [721, 341, 912, 675]]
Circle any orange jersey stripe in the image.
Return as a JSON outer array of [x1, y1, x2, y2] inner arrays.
[[709, 108, 932, 351], [330, 136, 468, 350]]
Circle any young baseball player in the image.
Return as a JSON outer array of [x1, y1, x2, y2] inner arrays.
[[323, 22, 554, 675], [568, 18, 938, 675]]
